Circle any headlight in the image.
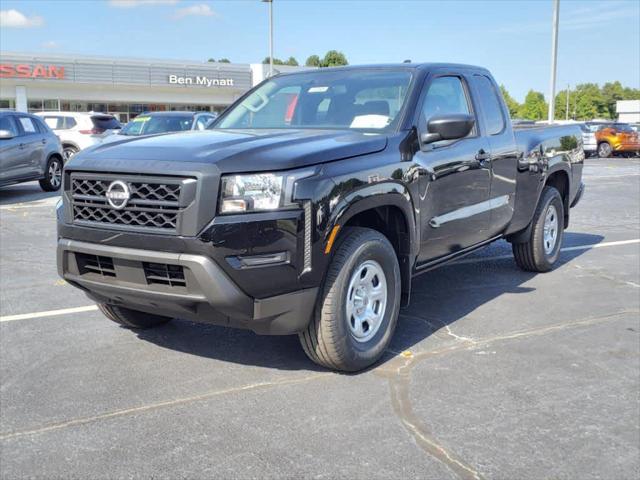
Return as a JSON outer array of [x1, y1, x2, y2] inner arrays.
[[220, 169, 314, 214]]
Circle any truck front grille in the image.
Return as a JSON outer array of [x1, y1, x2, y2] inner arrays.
[[70, 173, 194, 234], [143, 262, 186, 287]]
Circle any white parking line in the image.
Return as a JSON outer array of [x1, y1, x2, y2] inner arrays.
[[1, 239, 638, 323], [0, 305, 98, 323]]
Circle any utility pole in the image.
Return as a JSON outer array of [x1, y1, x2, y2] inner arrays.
[[548, 0, 560, 123], [262, 0, 274, 77], [566, 84, 570, 120]]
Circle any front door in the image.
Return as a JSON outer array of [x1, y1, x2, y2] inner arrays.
[[413, 75, 492, 263], [0, 115, 30, 184]]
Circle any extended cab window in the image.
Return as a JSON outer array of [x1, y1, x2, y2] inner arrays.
[[420, 76, 473, 138], [473, 75, 505, 135]]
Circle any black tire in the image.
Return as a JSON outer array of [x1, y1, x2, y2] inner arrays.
[[98, 303, 172, 329], [597, 142, 612, 158], [38, 156, 63, 192], [62, 145, 79, 163], [299, 227, 401, 372], [512, 186, 564, 272]]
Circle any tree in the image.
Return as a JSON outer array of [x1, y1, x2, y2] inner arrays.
[[572, 83, 606, 120], [554, 89, 571, 120], [499, 85, 520, 118], [305, 55, 321, 67], [601, 81, 625, 119], [207, 58, 215, 62], [262, 57, 285, 65], [322, 50, 348, 67], [218, 58, 231, 63], [285, 56, 299, 66], [517, 90, 547, 121]]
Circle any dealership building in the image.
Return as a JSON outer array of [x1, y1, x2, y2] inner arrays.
[[0, 52, 305, 123]]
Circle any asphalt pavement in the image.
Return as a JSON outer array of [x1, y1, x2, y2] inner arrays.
[[1, 157, 639, 479]]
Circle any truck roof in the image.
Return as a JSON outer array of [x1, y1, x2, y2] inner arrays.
[[276, 63, 491, 76]]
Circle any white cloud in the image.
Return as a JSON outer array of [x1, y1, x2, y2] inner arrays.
[[42, 40, 59, 49], [172, 3, 215, 19], [108, 0, 179, 8], [0, 9, 44, 28]]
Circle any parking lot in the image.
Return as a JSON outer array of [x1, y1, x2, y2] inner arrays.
[[0, 157, 638, 479]]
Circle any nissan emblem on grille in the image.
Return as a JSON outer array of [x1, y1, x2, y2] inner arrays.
[[106, 180, 131, 210]]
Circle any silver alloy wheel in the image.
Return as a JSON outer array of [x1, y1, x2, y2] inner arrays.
[[63, 148, 76, 162], [345, 260, 387, 343], [543, 204, 558, 255], [598, 143, 611, 157], [49, 160, 62, 188]]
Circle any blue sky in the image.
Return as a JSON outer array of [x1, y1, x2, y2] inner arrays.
[[1, 0, 639, 101]]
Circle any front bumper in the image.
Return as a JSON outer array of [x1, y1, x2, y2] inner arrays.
[[57, 238, 318, 335]]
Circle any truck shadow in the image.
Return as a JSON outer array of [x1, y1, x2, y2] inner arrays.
[[0, 182, 60, 205], [136, 232, 604, 372]]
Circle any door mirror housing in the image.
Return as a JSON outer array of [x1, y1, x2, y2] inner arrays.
[[420, 114, 475, 144], [0, 129, 16, 140]]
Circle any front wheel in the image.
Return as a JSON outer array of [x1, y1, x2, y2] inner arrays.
[[98, 303, 172, 329], [39, 156, 63, 191], [62, 145, 79, 163], [512, 186, 564, 272], [597, 142, 612, 158], [299, 227, 401, 372]]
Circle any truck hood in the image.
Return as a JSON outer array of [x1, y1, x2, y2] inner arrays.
[[72, 129, 388, 173]]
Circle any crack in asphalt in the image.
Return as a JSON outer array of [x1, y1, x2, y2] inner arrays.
[[373, 309, 638, 480], [1, 308, 637, 480]]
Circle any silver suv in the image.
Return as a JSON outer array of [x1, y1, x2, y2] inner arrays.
[[0, 111, 64, 191]]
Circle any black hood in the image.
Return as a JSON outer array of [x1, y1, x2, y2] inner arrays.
[[71, 129, 387, 174]]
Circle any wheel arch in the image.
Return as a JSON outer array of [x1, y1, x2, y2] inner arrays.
[[326, 183, 417, 305]]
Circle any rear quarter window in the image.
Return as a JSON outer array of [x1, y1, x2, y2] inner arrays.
[[473, 75, 505, 135], [91, 116, 121, 130]]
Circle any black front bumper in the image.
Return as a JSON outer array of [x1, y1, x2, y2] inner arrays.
[[57, 204, 320, 335]]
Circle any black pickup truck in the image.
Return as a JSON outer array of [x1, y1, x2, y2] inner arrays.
[[57, 64, 584, 371]]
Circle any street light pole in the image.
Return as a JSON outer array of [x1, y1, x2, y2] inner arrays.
[[566, 83, 570, 121], [548, 0, 560, 123], [262, 0, 274, 77]]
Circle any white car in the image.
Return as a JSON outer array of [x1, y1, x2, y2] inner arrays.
[[35, 112, 121, 162]]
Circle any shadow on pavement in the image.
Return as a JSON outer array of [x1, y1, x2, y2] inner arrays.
[[0, 182, 60, 206], [136, 231, 604, 371]]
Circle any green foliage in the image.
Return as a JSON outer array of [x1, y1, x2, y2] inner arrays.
[[322, 50, 348, 67], [517, 90, 548, 121], [285, 56, 299, 66], [499, 85, 520, 118], [262, 57, 285, 65], [218, 58, 231, 63], [305, 55, 321, 67]]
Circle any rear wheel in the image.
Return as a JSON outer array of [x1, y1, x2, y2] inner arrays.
[[597, 142, 612, 158], [98, 303, 172, 329], [38, 156, 63, 191], [512, 186, 564, 272], [299, 227, 401, 372]]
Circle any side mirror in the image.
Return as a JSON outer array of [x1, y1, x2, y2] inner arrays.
[[0, 129, 16, 140], [420, 114, 475, 144]]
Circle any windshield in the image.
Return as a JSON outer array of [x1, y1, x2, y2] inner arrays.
[[214, 69, 413, 131], [121, 115, 193, 136]]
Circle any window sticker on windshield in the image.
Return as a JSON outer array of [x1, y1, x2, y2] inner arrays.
[[350, 114, 390, 129], [308, 86, 329, 93], [133, 116, 150, 123]]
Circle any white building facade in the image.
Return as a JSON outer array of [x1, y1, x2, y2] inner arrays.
[[617, 100, 640, 123], [0, 52, 306, 123]]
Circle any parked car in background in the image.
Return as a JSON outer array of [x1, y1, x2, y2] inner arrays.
[[0, 111, 64, 191], [579, 121, 606, 157], [102, 111, 217, 144], [595, 122, 640, 157], [35, 112, 121, 162]]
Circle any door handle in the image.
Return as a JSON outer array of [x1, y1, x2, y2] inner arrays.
[[475, 149, 491, 167]]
